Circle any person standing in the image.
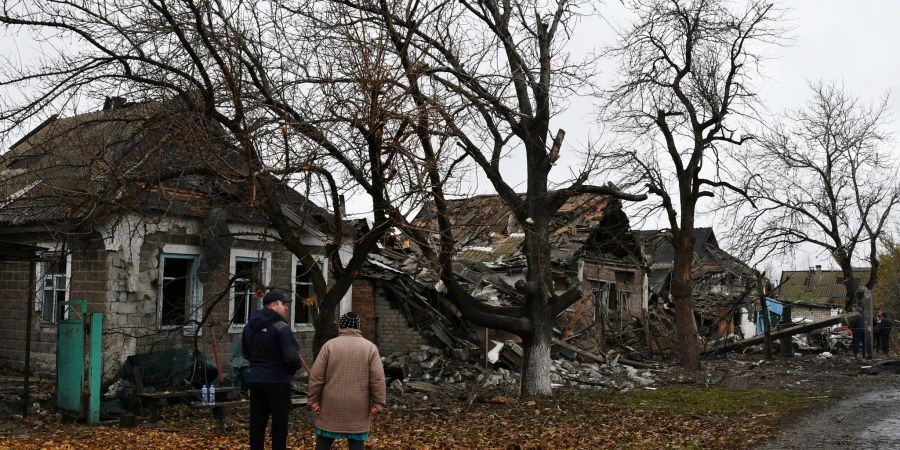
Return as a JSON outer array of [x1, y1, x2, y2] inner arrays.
[[308, 312, 386, 450], [242, 290, 302, 450], [875, 311, 884, 354], [851, 306, 867, 358], [878, 312, 893, 355]]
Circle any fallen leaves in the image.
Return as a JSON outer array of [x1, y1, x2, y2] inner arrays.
[[0, 387, 821, 449]]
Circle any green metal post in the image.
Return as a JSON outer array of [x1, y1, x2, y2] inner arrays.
[[88, 312, 102, 424], [57, 301, 87, 415]]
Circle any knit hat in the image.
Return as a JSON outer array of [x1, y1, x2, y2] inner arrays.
[[338, 312, 360, 330], [262, 290, 291, 305]]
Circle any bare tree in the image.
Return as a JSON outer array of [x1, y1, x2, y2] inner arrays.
[[874, 233, 900, 317], [341, 0, 647, 397], [729, 81, 900, 310], [602, 0, 782, 369], [0, 0, 445, 354]]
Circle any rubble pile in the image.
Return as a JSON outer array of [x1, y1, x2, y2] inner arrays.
[[550, 358, 655, 391], [381, 343, 657, 395], [382, 345, 519, 390]]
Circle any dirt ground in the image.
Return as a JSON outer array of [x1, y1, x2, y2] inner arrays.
[[671, 351, 900, 449]]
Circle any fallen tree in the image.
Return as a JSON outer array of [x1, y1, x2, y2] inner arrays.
[[703, 312, 859, 356]]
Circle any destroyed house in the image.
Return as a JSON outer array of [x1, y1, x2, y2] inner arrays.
[[0, 99, 351, 381], [637, 228, 756, 340], [777, 267, 870, 315], [354, 192, 649, 356]]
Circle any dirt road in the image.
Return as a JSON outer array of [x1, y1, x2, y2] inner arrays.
[[759, 388, 900, 449]]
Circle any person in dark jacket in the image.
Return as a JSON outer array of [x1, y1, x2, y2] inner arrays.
[[242, 290, 303, 450], [878, 312, 893, 355]]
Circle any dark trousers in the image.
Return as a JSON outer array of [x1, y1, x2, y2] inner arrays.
[[315, 435, 365, 450], [852, 332, 866, 357], [879, 334, 891, 353], [249, 383, 291, 450]]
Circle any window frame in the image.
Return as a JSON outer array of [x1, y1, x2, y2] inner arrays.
[[158, 251, 202, 332], [228, 249, 271, 333], [291, 254, 326, 331], [35, 247, 71, 325]]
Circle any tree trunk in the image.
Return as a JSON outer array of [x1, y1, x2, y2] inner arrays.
[[838, 260, 857, 311], [779, 304, 793, 357], [519, 319, 553, 397], [312, 305, 338, 358], [671, 233, 700, 370]]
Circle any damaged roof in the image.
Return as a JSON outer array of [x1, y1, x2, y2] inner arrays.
[[410, 192, 645, 270], [637, 228, 756, 311], [0, 98, 337, 233], [635, 228, 718, 268]]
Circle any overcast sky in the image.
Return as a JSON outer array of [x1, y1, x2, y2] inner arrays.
[[2, 1, 898, 275], [499, 0, 900, 274]]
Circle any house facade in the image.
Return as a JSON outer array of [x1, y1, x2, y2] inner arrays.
[[0, 99, 350, 381]]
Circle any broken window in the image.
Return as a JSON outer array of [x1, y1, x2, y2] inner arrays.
[[231, 256, 266, 326], [38, 253, 69, 324], [158, 254, 200, 330], [293, 258, 323, 326]]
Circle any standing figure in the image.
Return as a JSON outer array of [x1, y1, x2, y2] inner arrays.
[[242, 290, 303, 450], [308, 312, 386, 450], [851, 306, 866, 358], [875, 311, 884, 353], [879, 313, 893, 355]]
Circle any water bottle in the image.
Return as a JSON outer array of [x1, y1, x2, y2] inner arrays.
[[201, 384, 209, 405], [209, 384, 216, 405]]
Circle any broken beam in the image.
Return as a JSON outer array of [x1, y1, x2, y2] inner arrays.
[[703, 312, 859, 356], [552, 339, 655, 369]]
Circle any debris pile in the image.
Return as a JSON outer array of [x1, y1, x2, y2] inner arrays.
[[550, 358, 655, 391], [381, 342, 658, 396]]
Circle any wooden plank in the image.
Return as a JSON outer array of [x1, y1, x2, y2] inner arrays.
[[551, 338, 655, 369]]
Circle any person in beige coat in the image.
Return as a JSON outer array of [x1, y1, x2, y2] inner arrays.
[[308, 312, 386, 450]]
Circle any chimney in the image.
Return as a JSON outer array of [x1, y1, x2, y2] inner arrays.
[[815, 264, 821, 273], [338, 194, 346, 217], [103, 96, 127, 111]]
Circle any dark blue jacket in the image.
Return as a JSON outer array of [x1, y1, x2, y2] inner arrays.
[[241, 308, 301, 384]]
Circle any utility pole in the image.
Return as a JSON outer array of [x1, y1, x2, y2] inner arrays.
[[864, 288, 874, 359]]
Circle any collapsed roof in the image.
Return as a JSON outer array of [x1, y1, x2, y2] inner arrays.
[[410, 192, 645, 270], [636, 228, 757, 313]]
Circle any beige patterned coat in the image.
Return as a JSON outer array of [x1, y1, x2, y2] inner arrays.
[[307, 329, 386, 434]]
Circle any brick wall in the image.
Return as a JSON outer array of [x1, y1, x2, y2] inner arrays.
[[0, 260, 40, 372], [0, 232, 111, 376], [373, 281, 426, 356], [352, 279, 376, 340], [792, 305, 834, 323]]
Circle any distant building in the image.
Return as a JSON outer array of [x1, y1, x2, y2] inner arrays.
[[778, 266, 870, 311]]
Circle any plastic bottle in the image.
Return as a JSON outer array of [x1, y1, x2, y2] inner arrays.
[[201, 384, 209, 405], [209, 384, 216, 405]]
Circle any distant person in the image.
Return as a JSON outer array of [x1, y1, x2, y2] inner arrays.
[[242, 290, 303, 450], [308, 312, 386, 450], [851, 306, 867, 358], [875, 311, 884, 354], [878, 313, 893, 355]]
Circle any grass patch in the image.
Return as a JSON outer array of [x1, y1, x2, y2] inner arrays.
[[605, 386, 821, 416]]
